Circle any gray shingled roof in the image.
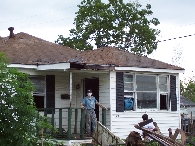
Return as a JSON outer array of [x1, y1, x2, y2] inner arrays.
[[180, 95, 195, 107]]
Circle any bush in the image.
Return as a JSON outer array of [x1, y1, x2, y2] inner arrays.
[[0, 53, 62, 146]]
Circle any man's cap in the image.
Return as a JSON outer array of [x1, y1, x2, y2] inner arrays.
[[87, 89, 92, 93]]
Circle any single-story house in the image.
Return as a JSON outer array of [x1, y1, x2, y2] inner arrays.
[[0, 27, 185, 141], [180, 95, 195, 119]]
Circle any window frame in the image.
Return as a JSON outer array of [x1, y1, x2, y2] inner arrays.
[[135, 74, 157, 111], [29, 75, 46, 109], [158, 75, 170, 110], [123, 73, 170, 111], [123, 73, 135, 111]]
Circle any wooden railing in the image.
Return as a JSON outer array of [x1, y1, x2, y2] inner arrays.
[[37, 108, 107, 140]]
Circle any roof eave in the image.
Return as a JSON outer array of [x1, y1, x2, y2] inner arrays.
[[115, 67, 185, 74], [8, 63, 70, 70]]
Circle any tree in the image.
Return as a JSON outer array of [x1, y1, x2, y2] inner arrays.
[[55, 0, 160, 55], [0, 53, 61, 146], [180, 78, 195, 103]]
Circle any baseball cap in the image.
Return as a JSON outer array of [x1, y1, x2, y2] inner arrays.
[[87, 89, 92, 93]]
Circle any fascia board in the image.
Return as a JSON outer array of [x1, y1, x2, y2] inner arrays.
[[115, 67, 185, 74], [8, 63, 70, 70], [37, 63, 70, 70], [8, 64, 37, 69]]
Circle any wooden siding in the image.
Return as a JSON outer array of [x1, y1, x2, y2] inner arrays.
[[110, 72, 181, 140]]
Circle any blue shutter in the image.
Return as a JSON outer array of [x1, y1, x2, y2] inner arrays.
[[116, 72, 124, 112], [170, 75, 177, 111]]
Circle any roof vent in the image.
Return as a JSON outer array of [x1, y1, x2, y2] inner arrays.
[[8, 27, 15, 39]]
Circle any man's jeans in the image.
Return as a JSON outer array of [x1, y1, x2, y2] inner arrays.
[[85, 109, 96, 135]]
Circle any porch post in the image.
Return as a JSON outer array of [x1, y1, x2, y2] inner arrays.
[[68, 108, 72, 139], [70, 72, 72, 107], [80, 109, 85, 139]]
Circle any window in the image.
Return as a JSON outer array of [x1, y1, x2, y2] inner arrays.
[[33, 95, 44, 109], [159, 76, 168, 92], [124, 74, 134, 92], [122, 73, 169, 111], [124, 74, 134, 110], [29, 75, 45, 110], [159, 76, 169, 110], [136, 75, 157, 109]]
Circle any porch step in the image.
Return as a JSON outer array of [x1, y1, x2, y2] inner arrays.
[[93, 121, 125, 145]]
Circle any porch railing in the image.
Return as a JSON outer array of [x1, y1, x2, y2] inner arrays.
[[37, 108, 107, 140]]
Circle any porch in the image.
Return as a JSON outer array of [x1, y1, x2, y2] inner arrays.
[[38, 107, 107, 140]]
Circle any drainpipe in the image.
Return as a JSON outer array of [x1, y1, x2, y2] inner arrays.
[[70, 72, 72, 107]]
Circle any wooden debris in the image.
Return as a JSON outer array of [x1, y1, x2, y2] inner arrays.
[[138, 118, 153, 127], [134, 125, 184, 146], [125, 131, 144, 146], [153, 122, 161, 134]]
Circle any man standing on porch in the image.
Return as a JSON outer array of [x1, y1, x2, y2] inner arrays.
[[80, 89, 106, 135]]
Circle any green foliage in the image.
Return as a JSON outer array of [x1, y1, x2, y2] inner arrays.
[[181, 79, 195, 103], [145, 141, 160, 146], [0, 53, 62, 146], [55, 0, 160, 55], [186, 137, 195, 146]]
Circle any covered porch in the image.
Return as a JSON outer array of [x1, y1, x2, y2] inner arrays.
[[38, 107, 107, 140]]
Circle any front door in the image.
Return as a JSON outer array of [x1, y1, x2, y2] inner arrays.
[[83, 78, 99, 121]]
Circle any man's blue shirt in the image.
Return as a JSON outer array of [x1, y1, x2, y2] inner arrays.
[[82, 96, 98, 109]]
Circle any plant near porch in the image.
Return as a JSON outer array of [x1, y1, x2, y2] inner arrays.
[[0, 53, 62, 146]]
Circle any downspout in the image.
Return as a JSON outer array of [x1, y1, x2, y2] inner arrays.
[[70, 72, 72, 107]]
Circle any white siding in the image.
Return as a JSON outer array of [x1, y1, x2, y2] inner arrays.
[[110, 72, 181, 140], [18, 68, 181, 139], [99, 73, 111, 129]]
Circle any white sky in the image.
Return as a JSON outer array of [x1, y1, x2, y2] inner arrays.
[[0, 0, 195, 81]]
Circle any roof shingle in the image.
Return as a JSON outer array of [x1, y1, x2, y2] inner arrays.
[[76, 47, 184, 70], [0, 32, 184, 70], [0, 32, 79, 65]]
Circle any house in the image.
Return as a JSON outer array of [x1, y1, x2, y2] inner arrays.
[[180, 95, 195, 119], [0, 27, 185, 142]]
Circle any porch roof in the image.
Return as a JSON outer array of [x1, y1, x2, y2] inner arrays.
[[0, 31, 184, 71]]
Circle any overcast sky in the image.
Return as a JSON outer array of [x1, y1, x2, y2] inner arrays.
[[0, 0, 195, 81]]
